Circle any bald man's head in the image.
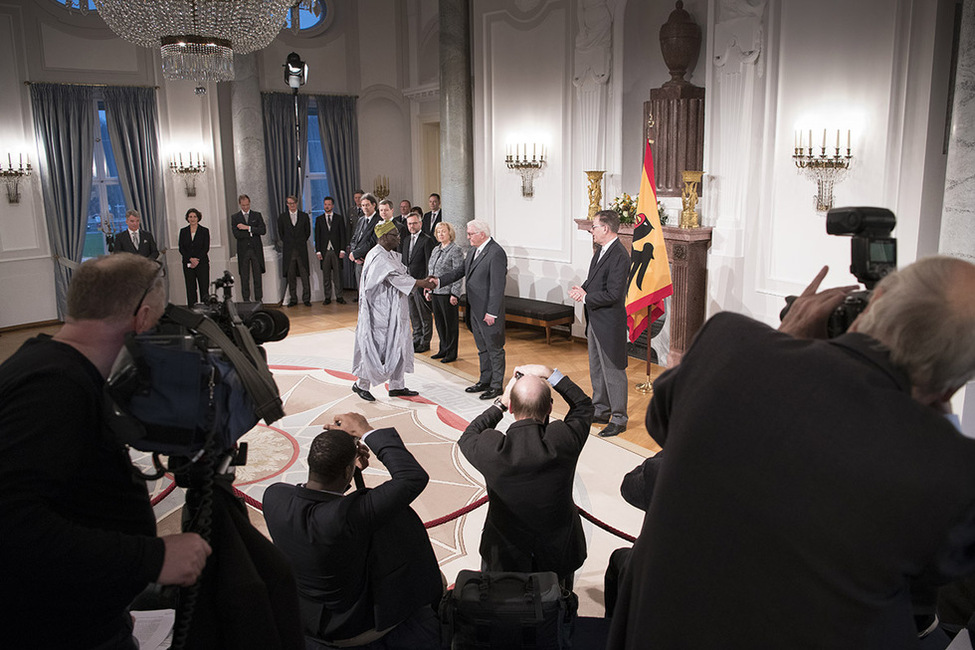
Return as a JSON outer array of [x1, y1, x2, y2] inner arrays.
[[509, 375, 553, 422]]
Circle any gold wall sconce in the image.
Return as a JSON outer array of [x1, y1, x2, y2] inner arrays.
[[170, 152, 206, 197], [505, 143, 546, 198], [793, 129, 853, 212], [2, 153, 32, 203]]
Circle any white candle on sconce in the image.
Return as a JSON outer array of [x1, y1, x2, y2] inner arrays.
[[822, 129, 826, 151], [836, 129, 840, 151], [847, 129, 851, 150]]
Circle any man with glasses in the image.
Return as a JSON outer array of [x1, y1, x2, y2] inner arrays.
[[436, 219, 508, 400], [0, 253, 211, 649], [569, 209, 630, 437], [278, 195, 312, 307]]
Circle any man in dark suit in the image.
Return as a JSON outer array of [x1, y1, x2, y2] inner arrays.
[[421, 193, 442, 236], [348, 193, 382, 291], [314, 196, 347, 305], [437, 219, 508, 400], [459, 364, 593, 587], [278, 195, 312, 307], [608, 258, 975, 650], [570, 209, 630, 438], [263, 412, 442, 649], [394, 199, 412, 232], [231, 194, 266, 303], [112, 209, 158, 259], [399, 212, 435, 352]]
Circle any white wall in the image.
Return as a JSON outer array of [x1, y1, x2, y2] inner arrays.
[[0, 0, 957, 334]]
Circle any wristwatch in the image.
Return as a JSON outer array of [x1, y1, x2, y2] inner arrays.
[[493, 397, 507, 412]]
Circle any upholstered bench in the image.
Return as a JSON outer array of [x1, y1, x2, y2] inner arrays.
[[459, 295, 574, 345]]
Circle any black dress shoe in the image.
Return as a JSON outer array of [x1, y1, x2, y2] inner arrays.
[[324, 298, 331, 305], [351, 384, 376, 402], [304, 300, 312, 307], [592, 415, 610, 425], [414, 344, 430, 353], [598, 423, 626, 438], [388, 388, 419, 397], [287, 301, 298, 307], [465, 382, 489, 393], [431, 352, 446, 360], [479, 388, 503, 400], [336, 297, 347, 304], [440, 356, 456, 364]]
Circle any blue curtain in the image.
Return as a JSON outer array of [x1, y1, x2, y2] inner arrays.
[[29, 83, 96, 320], [313, 94, 359, 228], [262, 92, 308, 244], [103, 86, 166, 249]]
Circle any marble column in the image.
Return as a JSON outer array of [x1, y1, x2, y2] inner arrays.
[[941, 0, 975, 262], [439, 0, 474, 236], [941, 0, 975, 437], [231, 53, 280, 302]]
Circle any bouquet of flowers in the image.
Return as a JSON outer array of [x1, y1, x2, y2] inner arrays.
[[611, 193, 637, 224]]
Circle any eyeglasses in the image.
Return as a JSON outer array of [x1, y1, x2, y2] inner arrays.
[[132, 259, 165, 317]]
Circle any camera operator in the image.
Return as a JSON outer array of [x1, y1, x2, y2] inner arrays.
[[608, 257, 975, 650], [0, 253, 211, 649]]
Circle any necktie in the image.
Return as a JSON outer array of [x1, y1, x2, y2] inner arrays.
[[409, 234, 416, 259], [132, 231, 139, 249], [326, 215, 332, 249]]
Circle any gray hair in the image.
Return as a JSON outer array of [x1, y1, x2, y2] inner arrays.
[[467, 219, 491, 237], [854, 256, 975, 396], [125, 209, 140, 220]]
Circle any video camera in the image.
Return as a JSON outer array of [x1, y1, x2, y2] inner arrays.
[[782, 206, 896, 337], [105, 271, 289, 480]]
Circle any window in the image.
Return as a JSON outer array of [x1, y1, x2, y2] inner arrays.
[[285, 1, 328, 33], [301, 99, 331, 214], [83, 101, 126, 260], [53, 0, 97, 13]]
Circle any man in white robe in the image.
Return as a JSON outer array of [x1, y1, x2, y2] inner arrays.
[[352, 220, 436, 401]]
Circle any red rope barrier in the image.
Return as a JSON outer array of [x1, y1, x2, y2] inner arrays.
[[150, 480, 177, 507], [162, 486, 637, 545], [423, 495, 489, 529], [232, 487, 266, 511], [578, 506, 636, 544]]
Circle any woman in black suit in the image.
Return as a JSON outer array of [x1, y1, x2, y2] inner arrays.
[[426, 221, 464, 362], [178, 207, 210, 305]]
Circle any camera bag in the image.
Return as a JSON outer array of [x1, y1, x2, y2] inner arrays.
[[439, 570, 577, 649]]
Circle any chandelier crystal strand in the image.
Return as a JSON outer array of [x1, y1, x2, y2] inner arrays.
[[92, 0, 296, 82]]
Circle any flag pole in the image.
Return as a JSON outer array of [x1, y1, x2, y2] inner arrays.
[[636, 306, 654, 393]]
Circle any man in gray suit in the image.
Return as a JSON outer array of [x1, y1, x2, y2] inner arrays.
[[570, 209, 630, 437], [437, 220, 507, 400]]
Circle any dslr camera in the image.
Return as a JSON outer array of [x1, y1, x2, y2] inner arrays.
[[782, 206, 896, 337]]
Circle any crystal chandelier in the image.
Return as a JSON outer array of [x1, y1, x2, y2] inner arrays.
[[92, 0, 298, 83]]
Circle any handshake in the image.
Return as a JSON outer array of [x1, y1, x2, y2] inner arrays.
[[417, 275, 440, 291]]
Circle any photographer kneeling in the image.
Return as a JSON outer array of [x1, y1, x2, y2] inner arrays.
[[0, 253, 211, 649], [263, 413, 443, 649]]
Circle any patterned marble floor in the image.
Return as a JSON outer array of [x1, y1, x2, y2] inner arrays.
[[141, 328, 652, 616]]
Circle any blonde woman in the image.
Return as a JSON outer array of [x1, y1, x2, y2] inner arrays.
[[426, 222, 464, 362]]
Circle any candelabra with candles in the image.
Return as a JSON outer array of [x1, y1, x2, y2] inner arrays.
[[2, 154, 32, 204], [506, 143, 546, 198], [170, 152, 206, 197], [793, 129, 853, 212], [374, 175, 389, 201]]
